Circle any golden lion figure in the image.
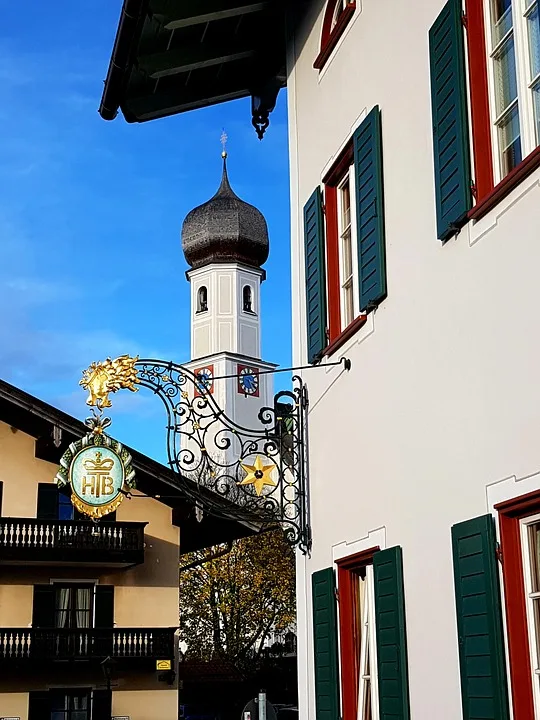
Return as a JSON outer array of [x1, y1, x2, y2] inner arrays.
[[80, 355, 139, 409]]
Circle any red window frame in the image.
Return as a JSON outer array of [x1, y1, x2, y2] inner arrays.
[[496, 489, 540, 720], [314, 0, 357, 70], [335, 546, 379, 720], [465, 0, 540, 220], [323, 142, 367, 356]]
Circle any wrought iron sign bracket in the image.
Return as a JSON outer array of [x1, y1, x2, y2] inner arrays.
[[75, 355, 350, 553]]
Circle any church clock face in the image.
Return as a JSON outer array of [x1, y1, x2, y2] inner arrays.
[[237, 365, 260, 397], [194, 365, 214, 396]]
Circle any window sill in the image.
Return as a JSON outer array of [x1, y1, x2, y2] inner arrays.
[[313, 3, 356, 71], [469, 145, 540, 222], [324, 314, 367, 357]]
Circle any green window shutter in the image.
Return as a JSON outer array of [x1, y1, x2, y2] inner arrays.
[[451, 515, 510, 720], [32, 585, 56, 627], [312, 567, 340, 720], [429, 0, 472, 241], [373, 546, 410, 720], [28, 690, 50, 720], [353, 106, 387, 313], [92, 689, 112, 720], [37, 483, 59, 519], [304, 188, 327, 363], [95, 585, 115, 628]]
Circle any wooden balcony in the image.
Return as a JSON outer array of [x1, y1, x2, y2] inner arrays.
[[0, 518, 146, 567], [0, 626, 176, 664]]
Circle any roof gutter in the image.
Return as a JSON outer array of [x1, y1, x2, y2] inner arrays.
[[99, 0, 147, 121]]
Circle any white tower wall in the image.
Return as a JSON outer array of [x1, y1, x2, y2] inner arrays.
[[189, 263, 263, 359]]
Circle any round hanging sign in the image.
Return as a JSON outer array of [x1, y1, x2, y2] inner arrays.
[[55, 421, 136, 520], [70, 446, 124, 515]]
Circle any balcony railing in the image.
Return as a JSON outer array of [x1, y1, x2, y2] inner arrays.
[[0, 517, 146, 566], [0, 627, 176, 662]]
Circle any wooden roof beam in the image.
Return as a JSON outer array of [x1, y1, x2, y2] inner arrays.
[[149, 0, 269, 30], [139, 42, 255, 79]]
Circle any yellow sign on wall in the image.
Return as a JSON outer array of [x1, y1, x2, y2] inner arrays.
[[156, 659, 172, 671]]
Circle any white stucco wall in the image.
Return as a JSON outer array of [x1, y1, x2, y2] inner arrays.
[[287, 1, 540, 718]]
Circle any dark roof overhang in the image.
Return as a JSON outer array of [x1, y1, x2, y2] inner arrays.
[[98, 0, 307, 136], [0, 378, 257, 553]]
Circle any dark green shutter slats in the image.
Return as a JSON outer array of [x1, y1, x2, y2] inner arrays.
[[353, 106, 386, 313], [95, 585, 115, 656], [95, 585, 115, 627], [312, 567, 340, 720], [32, 585, 56, 627], [373, 546, 410, 720], [37, 483, 58, 519], [304, 187, 327, 363], [429, 0, 472, 240], [451, 515, 510, 720], [93, 689, 112, 720], [28, 690, 50, 720]]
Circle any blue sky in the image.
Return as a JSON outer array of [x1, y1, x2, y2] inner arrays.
[[0, 0, 291, 463]]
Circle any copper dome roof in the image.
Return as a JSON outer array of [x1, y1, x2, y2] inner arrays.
[[181, 159, 269, 270]]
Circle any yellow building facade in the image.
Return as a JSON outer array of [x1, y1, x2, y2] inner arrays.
[[0, 379, 250, 720]]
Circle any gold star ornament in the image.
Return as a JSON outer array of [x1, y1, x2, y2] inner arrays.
[[238, 455, 277, 496]]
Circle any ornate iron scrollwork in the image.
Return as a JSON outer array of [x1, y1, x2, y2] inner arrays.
[[80, 356, 311, 553]]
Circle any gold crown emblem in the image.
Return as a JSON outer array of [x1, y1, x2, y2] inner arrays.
[[83, 451, 114, 472]]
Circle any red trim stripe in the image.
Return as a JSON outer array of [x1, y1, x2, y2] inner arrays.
[[465, 0, 494, 199], [497, 493, 539, 720], [324, 185, 341, 341], [314, 1, 356, 71], [336, 547, 379, 720]]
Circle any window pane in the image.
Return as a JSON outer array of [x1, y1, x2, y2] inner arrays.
[[344, 284, 354, 327], [342, 233, 353, 279], [332, 0, 346, 29], [356, 573, 371, 720], [355, 575, 366, 653], [58, 493, 74, 521], [56, 587, 72, 628], [340, 180, 351, 229], [528, 523, 540, 592], [362, 680, 372, 720], [533, 79, 540, 142], [532, 598, 540, 673], [52, 694, 69, 710], [528, 2, 540, 78], [491, 0, 513, 45], [494, 35, 519, 116], [498, 103, 522, 175]]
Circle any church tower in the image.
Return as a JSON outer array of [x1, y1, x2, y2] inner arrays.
[[181, 152, 275, 432]]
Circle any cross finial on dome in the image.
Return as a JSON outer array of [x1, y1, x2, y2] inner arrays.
[[220, 129, 228, 159]]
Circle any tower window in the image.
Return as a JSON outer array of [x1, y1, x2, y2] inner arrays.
[[197, 286, 208, 313], [243, 285, 254, 313]]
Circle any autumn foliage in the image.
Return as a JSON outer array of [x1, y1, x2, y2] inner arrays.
[[179, 529, 296, 662]]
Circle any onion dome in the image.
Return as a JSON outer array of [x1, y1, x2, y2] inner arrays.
[[182, 157, 269, 270]]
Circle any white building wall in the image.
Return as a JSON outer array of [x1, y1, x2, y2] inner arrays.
[[287, 1, 540, 719]]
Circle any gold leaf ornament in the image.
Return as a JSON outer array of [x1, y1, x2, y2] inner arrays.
[[80, 355, 139, 409]]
